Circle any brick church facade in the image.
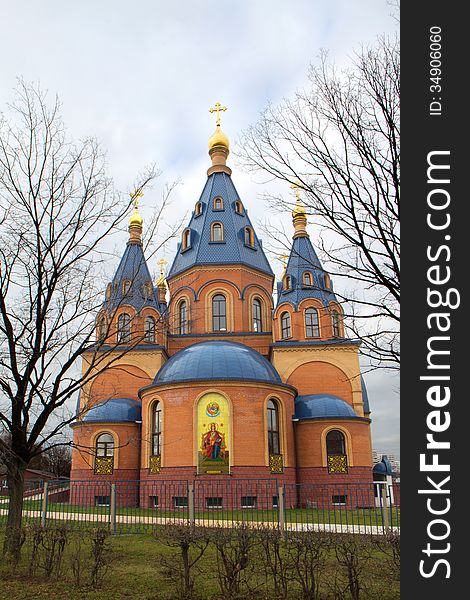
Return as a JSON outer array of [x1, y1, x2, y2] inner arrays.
[[70, 112, 373, 499]]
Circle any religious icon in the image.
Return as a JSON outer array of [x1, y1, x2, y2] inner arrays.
[[202, 423, 224, 459], [197, 393, 230, 474]]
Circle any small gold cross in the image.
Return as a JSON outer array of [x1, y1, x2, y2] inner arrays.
[[279, 254, 289, 272], [131, 188, 144, 210], [209, 102, 228, 127], [157, 258, 168, 275], [290, 181, 302, 201]]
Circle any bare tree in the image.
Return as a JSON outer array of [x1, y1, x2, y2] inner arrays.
[[238, 34, 399, 369], [0, 81, 176, 560]]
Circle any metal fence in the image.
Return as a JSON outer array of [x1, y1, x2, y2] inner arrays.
[[0, 479, 400, 535]]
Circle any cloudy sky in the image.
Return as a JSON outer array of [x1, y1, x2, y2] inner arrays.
[[0, 0, 399, 457]]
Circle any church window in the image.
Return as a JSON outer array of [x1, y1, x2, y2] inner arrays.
[[331, 309, 341, 337], [324, 273, 331, 289], [145, 316, 156, 343], [96, 433, 114, 458], [267, 399, 280, 455], [213, 196, 224, 210], [106, 283, 112, 300], [152, 401, 162, 456], [117, 313, 131, 343], [326, 429, 348, 474], [303, 272, 313, 287], [283, 275, 291, 291], [122, 280, 131, 296], [182, 228, 191, 250], [305, 308, 320, 337], [143, 281, 153, 300], [234, 200, 243, 214], [178, 300, 188, 334], [252, 298, 262, 332], [97, 317, 107, 342], [280, 312, 291, 339], [195, 202, 203, 216], [211, 222, 224, 242], [244, 227, 254, 247], [212, 294, 227, 331]]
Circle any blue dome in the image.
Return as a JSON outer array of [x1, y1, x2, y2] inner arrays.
[[83, 398, 142, 423], [153, 341, 282, 386], [373, 455, 393, 475], [361, 375, 371, 413], [295, 394, 357, 420]]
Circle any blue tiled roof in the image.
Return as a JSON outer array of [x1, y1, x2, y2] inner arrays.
[[103, 241, 165, 313], [373, 455, 393, 475], [294, 394, 358, 420], [276, 235, 338, 309], [83, 398, 142, 423], [153, 340, 282, 385], [168, 172, 274, 278], [361, 375, 371, 414]]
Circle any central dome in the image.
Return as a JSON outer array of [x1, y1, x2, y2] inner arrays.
[[153, 341, 282, 386]]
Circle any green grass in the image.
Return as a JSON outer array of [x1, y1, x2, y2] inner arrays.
[[0, 529, 400, 600]]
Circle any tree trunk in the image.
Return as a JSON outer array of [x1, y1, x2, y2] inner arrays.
[[3, 461, 26, 563]]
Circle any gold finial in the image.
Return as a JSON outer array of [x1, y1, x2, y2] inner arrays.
[[156, 258, 168, 287], [279, 254, 289, 273], [209, 102, 227, 127], [290, 181, 302, 201], [291, 181, 307, 222], [129, 189, 144, 229]]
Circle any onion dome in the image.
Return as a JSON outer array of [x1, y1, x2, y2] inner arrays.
[[294, 394, 359, 420], [152, 340, 282, 386], [82, 398, 142, 423], [373, 455, 393, 476], [208, 125, 230, 153]]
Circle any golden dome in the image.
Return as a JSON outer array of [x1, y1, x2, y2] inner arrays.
[[208, 125, 230, 152], [129, 208, 143, 227], [292, 198, 307, 221]]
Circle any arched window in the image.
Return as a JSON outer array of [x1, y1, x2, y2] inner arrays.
[[143, 281, 153, 300], [283, 275, 291, 291], [211, 222, 224, 242], [117, 313, 131, 343], [252, 298, 262, 332], [331, 310, 341, 337], [324, 273, 331, 289], [326, 429, 348, 474], [305, 308, 320, 337], [182, 228, 191, 250], [303, 272, 313, 287], [122, 280, 131, 296], [234, 200, 243, 214], [145, 316, 156, 343], [212, 294, 227, 331], [280, 312, 291, 339], [106, 283, 112, 300], [179, 300, 188, 334], [152, 402, 162, 456], [97, 317, 107, 342], [267, 400, 280, 455], [213, 197, 224, 210], [244, 227, 254, 247], [96, 433, 114, 458], [195, 202, 203, 216]]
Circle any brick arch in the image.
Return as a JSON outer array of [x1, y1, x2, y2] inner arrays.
[[287, 361, 353, 404], [89, 365, 152, 404]]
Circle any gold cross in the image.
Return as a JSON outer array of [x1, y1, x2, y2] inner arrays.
[[157, 258, 168, 275], [131, 188, 144, 210], [290, 181, 302, 201], [209, 102, 228, 127], [279, 254, 289, 272]]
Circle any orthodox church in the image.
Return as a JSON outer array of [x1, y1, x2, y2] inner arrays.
[[70, 105, 373, 501]]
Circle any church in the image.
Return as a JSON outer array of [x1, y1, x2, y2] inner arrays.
[[70, 105, 373, 505]]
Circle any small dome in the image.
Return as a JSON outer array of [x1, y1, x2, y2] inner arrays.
[[295, 394, 357, 420], [129, 208, 143, 227], [153, 341, 282, 386], [373, 455, 393, 476], [208, 125, 230, 152], [83, 398, 142, 423], [292, 199, 307, 221]]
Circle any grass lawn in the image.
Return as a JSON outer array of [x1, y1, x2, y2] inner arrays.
[[0, 528, 400, 600]]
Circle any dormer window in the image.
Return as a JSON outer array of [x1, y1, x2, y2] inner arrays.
[[182, 228, 191, 251], [106, 283, 112, 301], [143, 281, 153, 300], [303, 272, 313, 287], [195, 202, 203, 217], [324, 273, 331, 289], [283, 275, 291, 291], [211, 222, 224, 242], [234, 200, 243, 214], [244, 227, 255, 247], [122, 280, 131, 296], [213, 197, 224, 211]]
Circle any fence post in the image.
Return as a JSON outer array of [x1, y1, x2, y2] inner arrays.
[[278, 486, 286, 536], [41, 481, 49, 528], [188, 483, 195, 526], [110, 483, 116, 534], [381, 482, 389, 531]]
